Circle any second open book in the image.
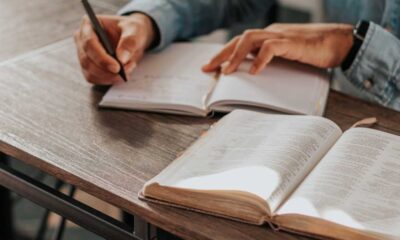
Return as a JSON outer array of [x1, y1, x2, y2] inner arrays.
[[141, 110, 400, 240], [100, 43, 329, 116]]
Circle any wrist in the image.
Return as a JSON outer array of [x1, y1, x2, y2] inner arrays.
[[335, 24, 354, 67], [341, 21, 370, 71]]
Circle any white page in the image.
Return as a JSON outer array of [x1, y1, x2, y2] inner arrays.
[[146, 110, 342, 212], [100, 43, 222, 114], [207, 59, 330, 116], [278, 128, 400, 239]]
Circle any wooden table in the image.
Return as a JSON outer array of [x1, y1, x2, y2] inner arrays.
[[1, 1, 400, 240]]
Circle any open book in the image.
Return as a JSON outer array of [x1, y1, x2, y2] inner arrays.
[[140, 110, 400, 240], [100, 43, 330, 116]]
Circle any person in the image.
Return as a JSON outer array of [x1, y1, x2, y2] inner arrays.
[[74, 0, 400, 111]]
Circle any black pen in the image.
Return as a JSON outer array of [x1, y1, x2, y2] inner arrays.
[[81, 0, 127, 82]]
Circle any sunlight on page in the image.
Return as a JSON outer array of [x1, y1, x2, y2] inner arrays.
[[362, 217, 400, 237], [173, 166, 281, 200], [278, 128, 400, 238], [279, 197, 364, 229], [149, 110, 342, 212], [279, 196, 400, 239], [324, 209, 365, 230]]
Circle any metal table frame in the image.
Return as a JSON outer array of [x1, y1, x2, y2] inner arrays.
[[0, 153, 154, 240]]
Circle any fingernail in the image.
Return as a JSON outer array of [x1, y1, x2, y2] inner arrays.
[[108, 64, 120, 73], [120, 50, 131, 64]]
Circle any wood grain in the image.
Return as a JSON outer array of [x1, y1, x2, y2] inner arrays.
[[2, 38, 400, 240], [0, 0, 128, 62], [0, 39, 310, 240]]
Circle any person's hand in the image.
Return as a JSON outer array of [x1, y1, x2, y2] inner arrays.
[[202, 23, 354, 75], [74, 13, 156, 85]]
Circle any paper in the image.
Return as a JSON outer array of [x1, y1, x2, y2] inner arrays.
[[100, 43, 221, 113], [279, 128, 400, 238], [207, 59, 330, 116], [148, 110, 342, 212]]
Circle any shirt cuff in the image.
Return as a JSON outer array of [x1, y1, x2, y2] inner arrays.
[[344, 22, 400, 105], [118, 0, 178, 51]]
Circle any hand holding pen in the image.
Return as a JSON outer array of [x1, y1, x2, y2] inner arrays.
[[75, 0, 156, 85]]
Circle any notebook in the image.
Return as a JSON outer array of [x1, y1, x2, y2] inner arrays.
[[140, 110, 400, 240], [100, 43, 330, 116]]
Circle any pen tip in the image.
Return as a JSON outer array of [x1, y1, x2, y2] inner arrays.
[[120, 70, 128, 82]]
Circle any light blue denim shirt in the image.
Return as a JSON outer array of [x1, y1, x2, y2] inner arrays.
[[119, 0, 400, 111], [325, 0, 400, 110]]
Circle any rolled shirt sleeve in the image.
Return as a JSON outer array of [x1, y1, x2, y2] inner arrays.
[[344, 22, 400, 108], [118, 0, 273, 51]]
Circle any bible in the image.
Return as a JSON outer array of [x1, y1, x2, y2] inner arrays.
[[140, 110, 400, 240], [100, 43, 329, 116]]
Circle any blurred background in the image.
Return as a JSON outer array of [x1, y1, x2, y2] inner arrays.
[[196, 0, 323, 43], [4, 0, 323, 239]]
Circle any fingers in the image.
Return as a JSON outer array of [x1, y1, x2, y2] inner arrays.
[[75, 34, 121, 85], [202, 37, 239, 72], [224, 30, 282, 74], [250, 39, 291, 75], [203, 30, 282, 74], [116, 20, 146, 65], [75, 15, 147, 85], [123, 51, 144, 81], [82, 60, 121, 85], [79, 16, 120, 73]]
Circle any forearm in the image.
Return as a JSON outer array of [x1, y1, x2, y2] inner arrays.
[[344, 22, 400, 108], [118, 0, 273, 51]]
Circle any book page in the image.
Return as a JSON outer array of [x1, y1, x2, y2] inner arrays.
[[207, 59, 330, 116], [146, 110, 342, 212], [278, 128, 400, 239], [100, 43, 221, 115]]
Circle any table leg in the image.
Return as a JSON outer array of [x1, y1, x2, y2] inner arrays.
[[133, 216, 160, 240], [122, 211, 134, 232], [0, 153, 13, 240], [0, 162, 138, 240], [133, 215, 149, 240], [156, 228, 181, 240]]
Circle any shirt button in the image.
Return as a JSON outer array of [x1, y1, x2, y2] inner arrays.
[[363, 79, 373, 89]]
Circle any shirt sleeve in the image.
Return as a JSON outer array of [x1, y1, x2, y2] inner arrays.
[[118, 0, 273, 51], [344, 22, 400, 108]]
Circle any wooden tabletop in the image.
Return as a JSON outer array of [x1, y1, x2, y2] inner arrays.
[[0, 0, 126, 62], [1, 1, 400, 240]]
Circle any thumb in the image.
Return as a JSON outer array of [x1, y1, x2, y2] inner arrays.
[[116, 23, 142, 65]]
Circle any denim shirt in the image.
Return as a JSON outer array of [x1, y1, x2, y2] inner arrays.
[[325, 0, 400, 110], [119, 0, 400, 111]]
